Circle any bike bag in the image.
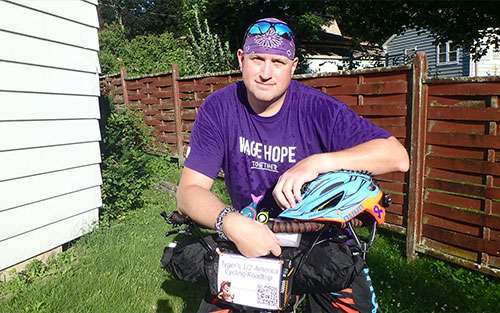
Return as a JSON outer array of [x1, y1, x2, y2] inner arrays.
[[161, 233, 365, 296]]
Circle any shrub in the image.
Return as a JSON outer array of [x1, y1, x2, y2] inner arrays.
[[98, 23, 195, 76], [100, 105, 152, 222], [98, 23, 128, 74], [121, 32, 195, 76], [187, 12, 236, 74]]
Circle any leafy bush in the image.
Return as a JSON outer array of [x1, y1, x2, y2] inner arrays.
[[98, 14, 237, 77], [187, 12, 236, 74], [100, 105, 153, 222], [99, 23, 195, 76], [121, 32, 195, 76], [98, 23, 128, 74]]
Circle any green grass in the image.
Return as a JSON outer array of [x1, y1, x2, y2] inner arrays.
[[368, 232, 499, 313], [1, 156, 499, 313]]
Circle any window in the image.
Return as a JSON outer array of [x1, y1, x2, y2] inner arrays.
[[404, 46, 418, 57], [437, 41, 460, 65]]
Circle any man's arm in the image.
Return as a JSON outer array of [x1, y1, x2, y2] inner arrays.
[[177, 167, 281, 257], [273, 136, 409, 209], [176, 167, 225, 228]]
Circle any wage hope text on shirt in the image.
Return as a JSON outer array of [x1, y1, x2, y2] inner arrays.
[[239, 136, 296, 173], [185, 80, 390, 212]]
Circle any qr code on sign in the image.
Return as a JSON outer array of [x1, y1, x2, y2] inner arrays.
[[256, 284, 279, 308]]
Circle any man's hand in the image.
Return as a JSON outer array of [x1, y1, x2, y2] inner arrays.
[[273, 154, 322, 209], [223, 213, 281, 258]]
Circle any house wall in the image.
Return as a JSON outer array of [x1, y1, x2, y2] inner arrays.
[[470, 45, 500, 76], [0, 0, 102, 271], [385, 28, 469, 77], [306, 57, 343, 73]]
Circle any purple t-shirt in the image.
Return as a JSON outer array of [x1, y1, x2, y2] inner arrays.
[[185, 80, 390, 213]]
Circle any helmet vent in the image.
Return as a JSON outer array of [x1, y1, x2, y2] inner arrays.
[[314, 191, 344, 211], [319, 181, 343, 196]]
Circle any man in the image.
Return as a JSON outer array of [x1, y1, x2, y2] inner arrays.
[[177, 17, 409, 313]]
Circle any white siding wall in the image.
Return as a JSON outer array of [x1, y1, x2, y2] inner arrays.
[[0, 0, 102, 270], [471, 45, 500, 76]]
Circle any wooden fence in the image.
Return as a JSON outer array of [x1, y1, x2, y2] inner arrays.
[[99, 52, 500, 277]]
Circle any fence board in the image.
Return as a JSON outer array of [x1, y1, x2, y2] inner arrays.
[[428, 107, 500, 121], [386, 203, 403, 215], [370, 116, 407, 127], [490, 229, 500, 241], [378, 181, 405, 193], [425, 178, 495, 199], [428, 120, 487, 134], [330, 95, 357, 106], [426, 133, 499, 149], [324, 81, 407, 95], [428, 83, 500, 96], [425, 191, 483, 210], [350, 105, 406, 116], [389, 193, 404, 205], [181, 111, 197, 121], [423, 224, 499, 256], [300, 76, 358, 87], [423, 214, 481, 236], [424, 202, 500, 229], [364, 94, 407, 106], [428, 95, 487, 107], [178, 83, 211, 93], [427, 167, 484, 185], [151, 78, 173, 88], [421, 238, 478, 261], [426, 156, 500, 176], [427, 145, 486, 160], [181, 100, 203, 108], [376, 171, 406, 182], [385, 212, 403, 225], [363, 71, 409, 82]]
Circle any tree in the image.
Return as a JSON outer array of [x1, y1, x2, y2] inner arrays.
[[97, 0, 499, 73], [333, 0, 500, 60], [98, 0, 189, 37], [197, 0, 499, 60]]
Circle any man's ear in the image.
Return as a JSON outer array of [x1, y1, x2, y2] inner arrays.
[[290, 57, 299, 76], [237, 49, 245, 71]]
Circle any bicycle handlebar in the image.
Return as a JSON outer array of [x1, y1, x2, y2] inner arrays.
[[162, 211, 325, 234]]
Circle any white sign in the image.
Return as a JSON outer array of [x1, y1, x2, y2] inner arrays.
[[217, 253, 283, 310]]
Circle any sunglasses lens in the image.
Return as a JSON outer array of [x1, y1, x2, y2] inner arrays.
[[274, 23, 293, 37], [248, 22, 271, 35], [245, 21, 294, 42]]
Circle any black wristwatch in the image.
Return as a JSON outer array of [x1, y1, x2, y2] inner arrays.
[[215, 206, 236, 240]]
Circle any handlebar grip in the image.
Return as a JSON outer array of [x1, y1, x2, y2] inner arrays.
[[267, 220, 325, 233], [166, 211, 192, 225]]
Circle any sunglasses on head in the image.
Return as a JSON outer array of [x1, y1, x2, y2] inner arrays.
[[245, 21, 295, 41]]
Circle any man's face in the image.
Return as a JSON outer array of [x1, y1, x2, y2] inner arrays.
[[237, 50, 298, 107]]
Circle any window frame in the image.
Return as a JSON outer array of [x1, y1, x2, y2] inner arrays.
[[403, 46, 418, 57], [436, 41, 460, 66]]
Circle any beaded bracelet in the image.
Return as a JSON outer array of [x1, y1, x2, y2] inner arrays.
[[215, 206, 236, 240]]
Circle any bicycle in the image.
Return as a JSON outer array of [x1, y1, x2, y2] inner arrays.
[[160, 170, 391, 313]]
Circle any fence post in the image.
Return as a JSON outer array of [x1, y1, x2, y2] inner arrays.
[[406, 52, 428, 260], [171, 64, 184, 164], [482, 95, 498, 267], [119, 66, 129, 107]]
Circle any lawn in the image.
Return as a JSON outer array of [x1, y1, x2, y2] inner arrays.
[[0, 156, 498, 313]]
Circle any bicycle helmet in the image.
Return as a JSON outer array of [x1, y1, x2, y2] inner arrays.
[[278, 170, 387, 224]]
